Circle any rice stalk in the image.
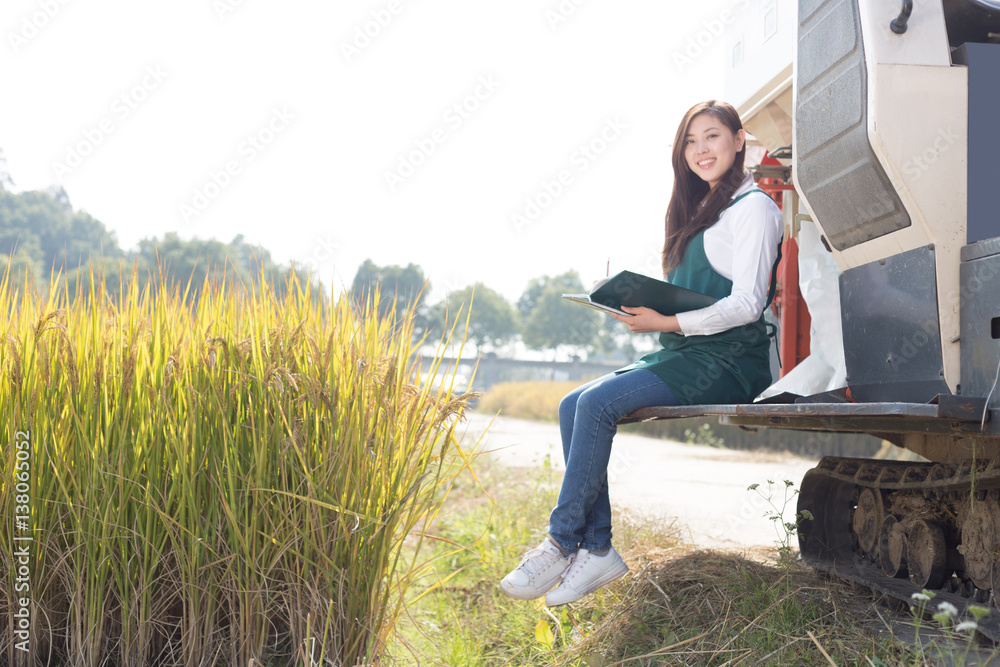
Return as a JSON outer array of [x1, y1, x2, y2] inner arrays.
[[0, 265, 472, 667]]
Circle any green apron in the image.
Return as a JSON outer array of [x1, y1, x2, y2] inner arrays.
[[615, 189, 780, 404]]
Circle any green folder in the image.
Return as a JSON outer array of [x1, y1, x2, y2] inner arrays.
[[562, 270, 718, 317]]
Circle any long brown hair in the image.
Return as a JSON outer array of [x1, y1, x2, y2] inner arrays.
[[661, 100, 747, 275]]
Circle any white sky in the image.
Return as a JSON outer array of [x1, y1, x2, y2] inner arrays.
[[1, 0, 739, 304]]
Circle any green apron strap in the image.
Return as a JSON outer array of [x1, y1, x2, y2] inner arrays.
[[765, 237, 782, 310], [723, 188, 763, 211], [726, 188, 783, 310], [733, 187, 784, 366]]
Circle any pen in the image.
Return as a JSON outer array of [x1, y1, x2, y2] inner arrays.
[[606, 258, 610, 278]]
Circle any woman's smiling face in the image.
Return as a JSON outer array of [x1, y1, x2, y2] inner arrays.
[[683, 111, 745, 190]]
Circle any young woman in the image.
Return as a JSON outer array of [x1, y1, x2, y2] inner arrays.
[[500, 100, 783, 606]]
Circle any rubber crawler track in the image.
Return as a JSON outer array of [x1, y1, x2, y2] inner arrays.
[[797, 456, 1000, 642]]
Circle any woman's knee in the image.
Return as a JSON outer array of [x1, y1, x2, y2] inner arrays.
[[576, 374, 659, 423], [558, 390, 579, 423], [560, 374, 617, 423], [574, 384, 616, 422]]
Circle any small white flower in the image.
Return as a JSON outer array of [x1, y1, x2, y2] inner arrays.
[[956, 620, 978, 633], [911, 592, 931, 602], [937, 601, 959, 619]]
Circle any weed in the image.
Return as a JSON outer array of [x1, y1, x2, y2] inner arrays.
[[684, 423, 725, 448], [747, 479, 812, 568], [902, 590, 999, 665]]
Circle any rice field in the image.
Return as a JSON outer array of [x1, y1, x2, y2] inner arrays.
[[0, 268, 475, 667]]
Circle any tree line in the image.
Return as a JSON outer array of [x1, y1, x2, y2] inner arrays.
[[0, 151, 652, 359], [0, 164, 311, 302], [351, 258, 658, 361]]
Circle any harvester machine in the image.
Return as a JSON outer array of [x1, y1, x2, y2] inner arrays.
[[623, 0, 1000, 638]]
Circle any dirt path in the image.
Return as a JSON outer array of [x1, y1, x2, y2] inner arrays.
[[458, 412, 818, 552]]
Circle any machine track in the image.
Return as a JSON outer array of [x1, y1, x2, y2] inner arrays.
[[797, 456, 1000, 642]]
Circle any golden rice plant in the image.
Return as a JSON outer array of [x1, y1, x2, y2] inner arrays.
[[0, 265, 475, 667]]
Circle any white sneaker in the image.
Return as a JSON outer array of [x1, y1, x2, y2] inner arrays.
[[500, 539, 573, 600], [544, 546, 629, 606]]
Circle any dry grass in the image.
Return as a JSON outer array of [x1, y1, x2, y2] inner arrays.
[[476, 380, 586, 422], [557, 548, 910, 666]]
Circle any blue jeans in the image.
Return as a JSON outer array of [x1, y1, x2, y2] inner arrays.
[[548, 370, 680, 555]]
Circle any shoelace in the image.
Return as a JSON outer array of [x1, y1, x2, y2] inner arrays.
[[561, 552, 588, 583], [518, 547, 561, 576]]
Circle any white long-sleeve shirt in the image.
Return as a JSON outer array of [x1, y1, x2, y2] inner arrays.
[[673, 174, 783, 337]]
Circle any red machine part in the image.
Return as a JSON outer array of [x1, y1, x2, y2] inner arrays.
[[756, 153, 810, 377]]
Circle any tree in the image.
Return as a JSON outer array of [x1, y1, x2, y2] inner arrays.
[[135, 232, 244, 291], [0, 187, 125, 272], [428, 283, 519, 351], [350, 259, 429, 324], [0, 184, 135, 298], [65, 209, 123, 265], [520, 270, 602, 355], [593, 317, 661, 362], [517, 271, 588, 320], [0, 155, 323, 302], [0, 253, 41, 294]]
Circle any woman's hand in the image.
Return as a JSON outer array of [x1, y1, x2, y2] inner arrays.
[[612, 306, 681, 334]]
